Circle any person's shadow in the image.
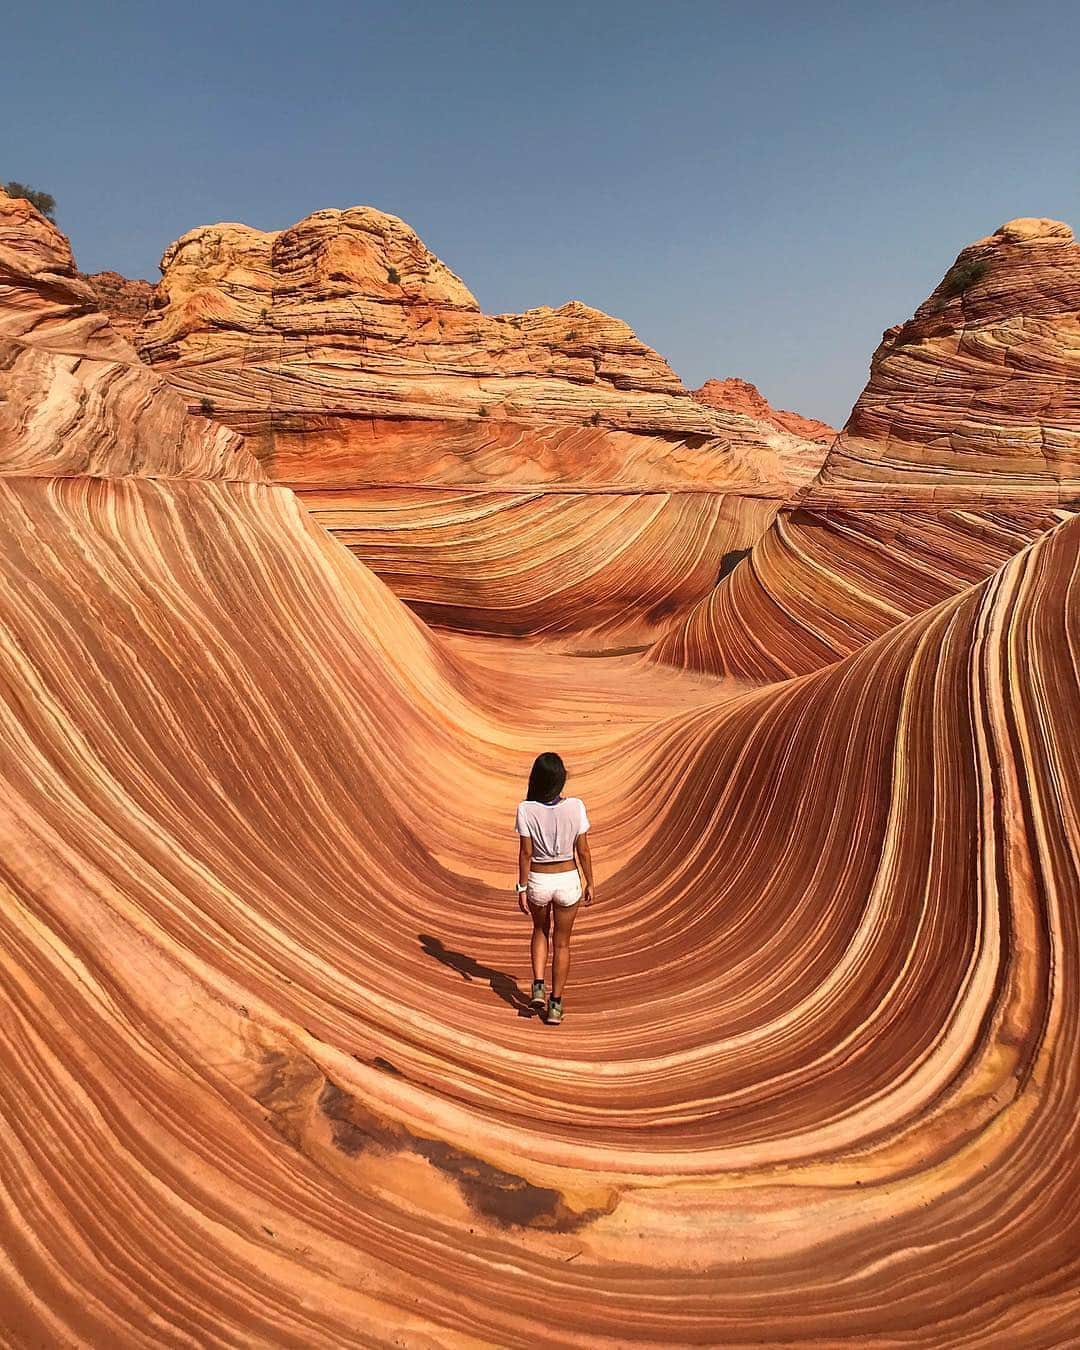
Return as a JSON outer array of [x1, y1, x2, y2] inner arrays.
[[418, 934, 536, 1018]]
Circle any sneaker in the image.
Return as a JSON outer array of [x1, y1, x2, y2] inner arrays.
[[530, 979, 546, 1009], [547, 996, 563, 1025]]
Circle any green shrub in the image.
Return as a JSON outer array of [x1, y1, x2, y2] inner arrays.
[[939, 258, 989, 298], [387, 265, 401, 285], [199, 396, 215, 416], [3, 181, 56, 221], [566, 329, 578, 341]]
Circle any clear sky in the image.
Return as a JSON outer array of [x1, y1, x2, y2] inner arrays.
[[6, 0, 1078, 426]]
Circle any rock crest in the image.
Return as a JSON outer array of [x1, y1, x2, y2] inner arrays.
[[654, 217, 1080, 678], [120, 203, 833, 646], [693, 377, 835, 444]]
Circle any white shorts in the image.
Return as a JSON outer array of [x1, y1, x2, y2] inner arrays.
[[527, 870, 582, 908]]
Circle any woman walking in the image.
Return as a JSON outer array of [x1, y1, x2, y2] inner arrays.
[[514, 752, 593, 1024]]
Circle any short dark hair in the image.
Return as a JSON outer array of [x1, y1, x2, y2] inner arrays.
[[526, 752, 566, 803]]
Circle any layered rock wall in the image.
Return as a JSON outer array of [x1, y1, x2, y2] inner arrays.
[[81, 269, 153, 343], [0, 192, 1077, 1348], [655, 219, 1080, 678], [133, 207, 827, 647], [0, 189, 256, 480], [693, 376, 835, 443]]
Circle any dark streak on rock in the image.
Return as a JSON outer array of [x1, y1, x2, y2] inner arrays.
[[317, 1080, 394, 1157], [315, 1072, 617, 1231]]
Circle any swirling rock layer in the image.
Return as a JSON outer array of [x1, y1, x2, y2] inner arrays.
[[0, 190, 257, 481], [301, 484, 778, 647], [130, 206, 827, 645], [655, 218, 1080, 678], [1, 198, 1078, 1346], [3, 472, 1078, 1347]]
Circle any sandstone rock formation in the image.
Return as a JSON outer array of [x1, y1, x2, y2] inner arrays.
[[130, 206, 828, 648], [81, 269, 153, 343], [693, 376, 835, 442], [692, 377, 833, 488], [2, 197, 1078, 1347], [0, 189, 255, 480], [139, 210, 702, 434], [655, 218, 1080, 679]]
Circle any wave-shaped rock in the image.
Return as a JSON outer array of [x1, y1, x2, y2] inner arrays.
[[1, 194, 1077, 1346], [2, 455, 1077, 1348], [130, 206, 827, 647], [654, 218, 1080, 678]]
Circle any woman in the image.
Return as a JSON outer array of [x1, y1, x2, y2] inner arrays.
[[514, 752, 594, 1025]]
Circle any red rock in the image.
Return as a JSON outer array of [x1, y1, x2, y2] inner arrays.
[[693, 377, 835, 443], [80, 269, 153, 344], [0, 187, 256, 479], [0, 191, 1078, 1350]]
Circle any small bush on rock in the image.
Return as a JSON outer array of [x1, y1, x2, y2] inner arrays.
[[387, 266, 401, 285], [3, 181, 56, 221], [940, 258, 989, 297]]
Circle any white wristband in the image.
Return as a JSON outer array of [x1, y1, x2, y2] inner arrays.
[[515, 883, 528, 894]]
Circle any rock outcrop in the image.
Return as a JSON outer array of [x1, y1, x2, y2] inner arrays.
[[131, 206, 828, 647], [1, 194, 1078, 1349], [655, 218, 1080, 679], [81, 269, 153, 343], [693, 377, 833, 488], [0, 188, 255, 480], [139, 210, 704, 436], [693, 376, 835, 442]]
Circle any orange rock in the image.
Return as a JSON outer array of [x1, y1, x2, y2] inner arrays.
[[1, 191, 1078, 1350], [694, 376, 835, 443], [654, 218, 1080, 679], [0, 187, 256, 479], [139, 207, 708, 435], [133, 205, 831, 648], [80, 269, 153, 344]]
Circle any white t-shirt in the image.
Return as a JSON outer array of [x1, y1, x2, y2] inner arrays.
[[515, 797, 590, 863]]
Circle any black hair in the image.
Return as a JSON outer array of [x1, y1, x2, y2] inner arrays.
[[526, 752, 567, 804]]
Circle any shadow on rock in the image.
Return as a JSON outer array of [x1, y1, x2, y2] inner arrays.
[[418, 934, 535, 1017]]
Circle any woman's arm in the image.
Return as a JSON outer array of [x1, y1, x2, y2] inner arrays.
[[517, 836, 533, 914], [575, 834, 594, 905]]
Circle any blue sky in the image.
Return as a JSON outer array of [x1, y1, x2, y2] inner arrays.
[[6, 0, 1078, 425]]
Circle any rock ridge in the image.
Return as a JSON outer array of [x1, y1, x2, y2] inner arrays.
[[652, 216, 1080, 679]]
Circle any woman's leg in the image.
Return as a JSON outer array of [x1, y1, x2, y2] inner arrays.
[[528, 900, 551, 982], [551, 900, 580, 997]]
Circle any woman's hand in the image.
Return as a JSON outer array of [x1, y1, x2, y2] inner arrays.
[[583, 883, 595, 906], [517, 891, 530, 916]]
